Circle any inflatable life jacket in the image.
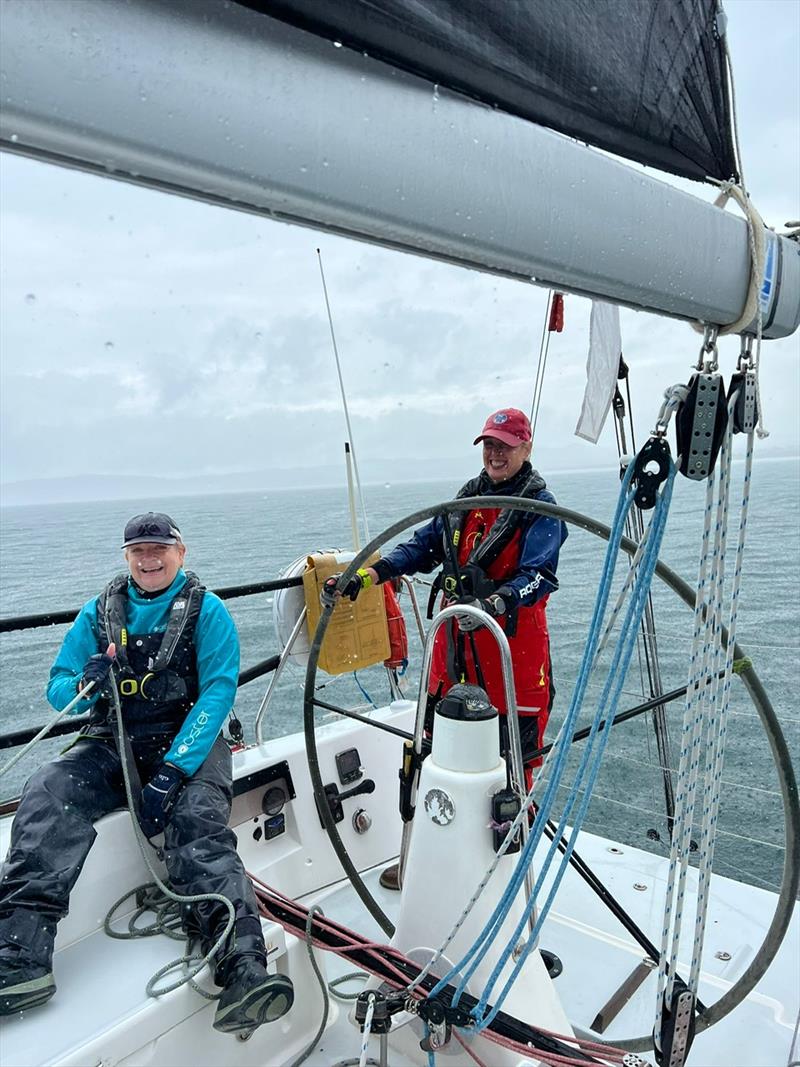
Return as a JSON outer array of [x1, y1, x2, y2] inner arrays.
[[94, 572, 205, 735], [429, 464, 554, 722], [428, 465, 547, 616]]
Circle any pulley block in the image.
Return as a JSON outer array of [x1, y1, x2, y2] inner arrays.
[[632, 436, 672, 510], [727, 370, 758, 434], [675, 372, 728, 480]]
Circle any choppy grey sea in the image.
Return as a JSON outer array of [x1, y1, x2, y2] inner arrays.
[[1, 459, 798, 893]]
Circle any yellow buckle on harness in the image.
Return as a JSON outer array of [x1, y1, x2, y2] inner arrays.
[[119, 677, 139, 696]]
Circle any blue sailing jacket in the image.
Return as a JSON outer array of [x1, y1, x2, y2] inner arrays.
[[375, 473, 566, 607], [47, 569, 239, 776]]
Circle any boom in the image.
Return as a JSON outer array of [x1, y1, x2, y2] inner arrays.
[[1, 0, 797, 338]]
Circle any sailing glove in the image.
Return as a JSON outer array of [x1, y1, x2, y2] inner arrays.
[[80, 652, 115, 697], [454, 594, 507, 632], [320, 568, 372, 606], [139, 763, 185, 838]]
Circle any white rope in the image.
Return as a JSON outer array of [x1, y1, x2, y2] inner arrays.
[[0, 681, 97, 779], [688, 400, 754, 989], [357, 992, 376, 1067], [654, 416, 722, 1030], [654, 385, 753, 1028], [704, 182, 766, 339]]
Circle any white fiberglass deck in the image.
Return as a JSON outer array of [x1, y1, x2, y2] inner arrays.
[[1, 705, 796, 1067]]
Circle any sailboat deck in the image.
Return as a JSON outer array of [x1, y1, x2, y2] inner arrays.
[[0, 823, 797, 1066]]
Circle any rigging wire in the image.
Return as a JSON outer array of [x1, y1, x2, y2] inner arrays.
[[610, 361, 676, 840], [316, 247, 371, 542], [528, 289, 557, 443]]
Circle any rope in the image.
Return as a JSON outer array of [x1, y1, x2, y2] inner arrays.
[[654, 384, 754, 1030], [328, 971, 371, 1001], [288, 905, 330, 1067], [469, 466, 675, 1032], [529, 289, 555, 443], [358, 992, 376, 1067], [400, 467, 643, 995], [0, 680, 97, 779], [103, 672, 236, 998], [402, 445, 676, 1033], [703, 183, 766, 339]]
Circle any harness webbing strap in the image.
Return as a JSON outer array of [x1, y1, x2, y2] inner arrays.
[[98, 572, 205, 685]]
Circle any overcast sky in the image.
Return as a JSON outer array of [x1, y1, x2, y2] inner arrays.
[[0, 0, 798, 500]]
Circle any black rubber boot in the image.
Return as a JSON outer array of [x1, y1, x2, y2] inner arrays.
[[0, 911, 57, 1016], [212, 958, 294, 1034], [379, 862, 401, 890]]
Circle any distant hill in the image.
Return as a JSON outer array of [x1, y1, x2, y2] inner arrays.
[[0, 460, 471, 506], [3, 448, 797, 507]]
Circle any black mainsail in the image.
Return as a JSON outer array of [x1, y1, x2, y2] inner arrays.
[[248, 0, 737, 183]]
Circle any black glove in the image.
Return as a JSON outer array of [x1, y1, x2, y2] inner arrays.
[[80, 652, 114, 694], [139, 763, 185, 838], [454, 595, 497, 632], [320, 569, 370, 607]]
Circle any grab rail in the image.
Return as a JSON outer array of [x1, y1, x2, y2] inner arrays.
[[0, 576, 304, 634]]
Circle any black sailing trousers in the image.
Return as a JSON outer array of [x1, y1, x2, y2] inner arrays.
[[0, 733, 265, 980]]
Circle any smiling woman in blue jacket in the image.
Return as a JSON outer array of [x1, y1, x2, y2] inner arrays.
[[0, 512, 293, 1034]]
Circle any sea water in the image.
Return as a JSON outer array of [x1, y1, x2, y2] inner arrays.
[[1, 458, 798, 893]]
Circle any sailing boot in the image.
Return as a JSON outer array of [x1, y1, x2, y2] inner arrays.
[[379, 862, 401, 890], [0, 911, 57, 1016], [212, 957, 294, 1034]]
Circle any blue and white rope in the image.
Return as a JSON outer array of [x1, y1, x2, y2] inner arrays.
[[468, 473, 674, 1030], [408, 448, 676, 1032], [358, 992, 376, 1067], [655, 385, 753, 1028], [402, 465, 643, 996]]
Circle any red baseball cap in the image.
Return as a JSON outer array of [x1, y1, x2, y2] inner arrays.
[[473, 408, 532, 447]]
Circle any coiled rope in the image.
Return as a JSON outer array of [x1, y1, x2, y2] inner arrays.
[[102, 671, 236, 999]]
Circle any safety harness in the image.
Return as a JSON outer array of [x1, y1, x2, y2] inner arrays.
[[427, 463, 547, 617], [94, 572, 205, 734]]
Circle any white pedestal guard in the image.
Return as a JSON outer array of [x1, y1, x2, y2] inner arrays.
[[379, 703, 573, 1063]]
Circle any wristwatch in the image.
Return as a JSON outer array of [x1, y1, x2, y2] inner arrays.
[[487, 594, 507, 616]]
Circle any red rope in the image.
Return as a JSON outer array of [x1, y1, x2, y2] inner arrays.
[[250, 872, 629, 1067]]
